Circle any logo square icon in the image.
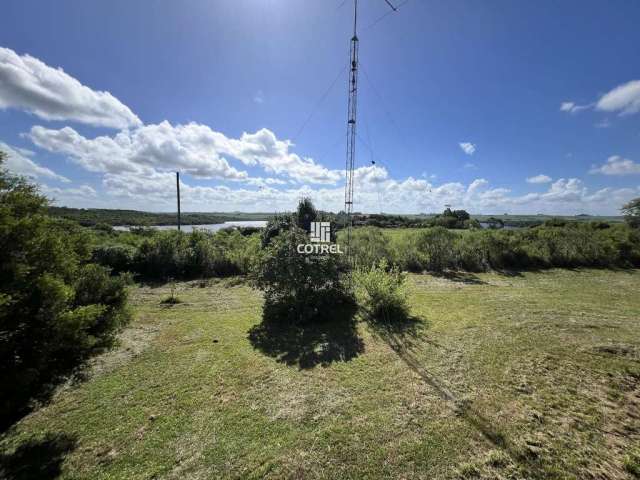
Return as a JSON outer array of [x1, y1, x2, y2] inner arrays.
[[310, 222, 331, 243]]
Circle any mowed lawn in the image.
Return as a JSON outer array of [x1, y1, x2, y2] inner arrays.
[[2, 270, 640, 479]]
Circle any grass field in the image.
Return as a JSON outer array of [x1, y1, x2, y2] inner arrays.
[[2, 270, 640, 479]]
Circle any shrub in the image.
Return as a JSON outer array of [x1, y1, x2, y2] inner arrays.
[[254, 202, 351, 324], [353, 260, 408, 322], [132, 228, 260, 280], [349, 227, 394, 269], [92, 244, 136, 274], [0, 155, 131, 424], [622, 197, 640, 229], [261, 213, 295, 248], [454, 232, 490, 272], [414, 227, 456, 272]]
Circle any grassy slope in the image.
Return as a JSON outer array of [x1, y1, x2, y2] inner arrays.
[[1, 270, 640, 479]]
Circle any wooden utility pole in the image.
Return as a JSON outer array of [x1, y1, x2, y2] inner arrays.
[[176, 171, 181, 231]]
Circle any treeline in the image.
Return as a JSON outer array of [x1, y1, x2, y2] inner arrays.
[[348, 223, 640, 272], [48, 206, 271, 227], [89, 218, 640, 281]]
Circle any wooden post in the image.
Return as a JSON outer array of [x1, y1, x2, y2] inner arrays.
[[176, 171, 181, 231]]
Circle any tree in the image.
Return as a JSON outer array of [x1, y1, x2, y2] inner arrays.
[[254, 199, 350, 323], [296, 197, 317, 233], [0, 153, 131, 425], [622, 197, 640, 228]]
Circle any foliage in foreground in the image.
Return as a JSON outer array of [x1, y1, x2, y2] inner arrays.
[[0, 155, 131, 425], [353, 260, 409, 322], [254, 199, 351, 324]]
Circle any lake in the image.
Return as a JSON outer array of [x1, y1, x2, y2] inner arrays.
[[114, 220, 267, 233]]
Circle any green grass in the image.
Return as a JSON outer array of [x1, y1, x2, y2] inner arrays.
[[2, 270, 640, 479]]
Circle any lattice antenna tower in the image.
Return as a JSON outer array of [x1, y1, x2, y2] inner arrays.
[[344, 0, 396, 262]]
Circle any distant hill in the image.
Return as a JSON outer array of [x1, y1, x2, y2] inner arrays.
[[47, 207, 273, 227]]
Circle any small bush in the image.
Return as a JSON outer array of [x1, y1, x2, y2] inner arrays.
[[349, 227, 394, 269], [414, 227, 456, 272], [92, 244, 136, 274], [255, 227, 350, 323], [353, 260, 408, 322]]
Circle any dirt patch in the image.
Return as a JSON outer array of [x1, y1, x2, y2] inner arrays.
[[89, 320, 161, 377]]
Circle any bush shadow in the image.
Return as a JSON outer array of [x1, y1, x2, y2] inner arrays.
[[367, 308, 553, 479], [430, 271, 488, 285], [0, 432, 77, 480], [247, 296, 364, 369]]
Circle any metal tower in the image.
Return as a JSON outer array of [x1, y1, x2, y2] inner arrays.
[[344, 0, 359, 262], [344, 0, 396, 263]]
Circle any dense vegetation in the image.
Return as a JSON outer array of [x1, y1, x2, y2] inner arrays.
[[254, 199, 351, 324], [91, 227, 260, 280], [87, 212, 640, 282], [47, 206, 272, 227], [0, 155, 131, 426], [347, 222, 640, 273]]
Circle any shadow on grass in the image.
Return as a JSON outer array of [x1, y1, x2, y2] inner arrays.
[[0, 433, 77, 480], [431, 271, 488, 285], [368, 307, 552, 479], [248, 297, 363, 369]]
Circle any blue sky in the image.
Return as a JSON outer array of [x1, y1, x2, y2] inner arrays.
[[1, 0, 639, 214]]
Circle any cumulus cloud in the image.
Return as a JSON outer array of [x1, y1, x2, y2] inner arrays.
[[541, 178, 585, 203], [459, 142, 476, 155], [28, 122, 342, 185], [561, 79, 640, 117], [40, 183, 97, 206], [589, 156, 640, 176], [0, 47, 141, 129], [0, 141, 69, 182], [526, 174, 552, 184], [34, 166, 638, 216], [595, 80, 640, 115]]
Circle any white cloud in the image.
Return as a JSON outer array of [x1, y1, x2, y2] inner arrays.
[[35, 166, 638, 216], [463, 162, 477, 170], [595, 80, 640, 116], [0, 141, 69, 182], [28, 122, 342, 185], [40, 183, 97, 205], [466, 178, 489, 196], [562, 80, 640, 118], [459, 142, 476, 155], [541, 178, 585, 203], [0, 47, 141, 129], [560, 102, 576, 112], [589, 155, 640, 176], [227, 128, 341, 184], [253, 90, 264, 104], [559, 102, 591, 114], [526, 174, 552, 184]]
